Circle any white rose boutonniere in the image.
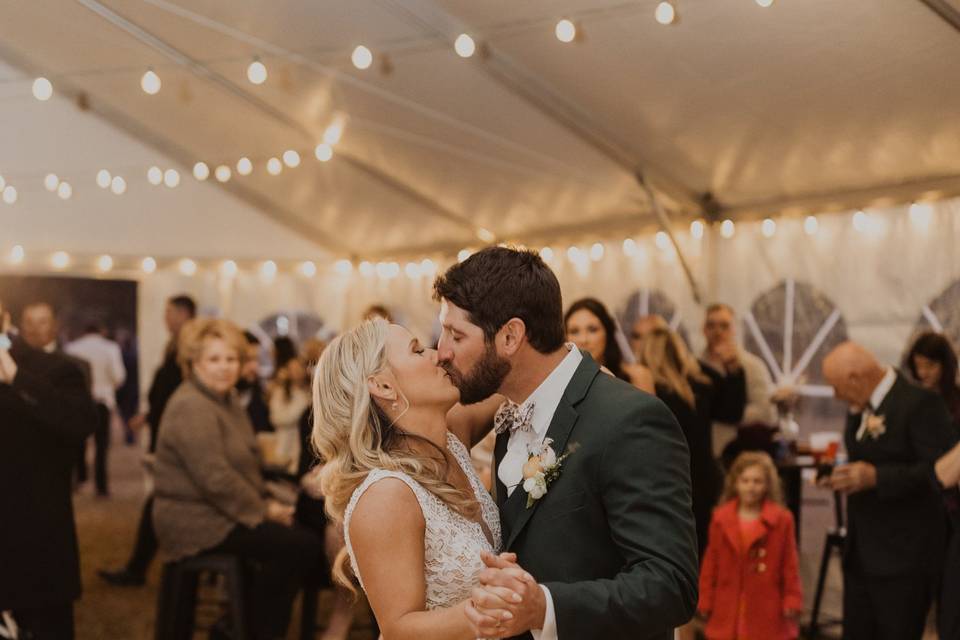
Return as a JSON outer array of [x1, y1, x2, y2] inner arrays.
[[856, 413, 887, 441], [520, 437, 577, 509]]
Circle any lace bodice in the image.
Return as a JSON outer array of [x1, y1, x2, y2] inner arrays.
[[343, 432, 502, 610]]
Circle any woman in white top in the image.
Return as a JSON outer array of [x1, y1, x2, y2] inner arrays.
[[312, 319, 528, 639], [269, 344, 311, 473]]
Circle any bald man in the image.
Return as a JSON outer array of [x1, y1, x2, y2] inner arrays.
[[822, 341, 958, 640]]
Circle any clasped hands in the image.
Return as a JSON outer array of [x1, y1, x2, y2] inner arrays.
[[464, 551, 546, 639], [818, 461, 877, 495]]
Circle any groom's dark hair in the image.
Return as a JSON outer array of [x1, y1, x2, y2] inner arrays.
[[433, 246, 565, 354]]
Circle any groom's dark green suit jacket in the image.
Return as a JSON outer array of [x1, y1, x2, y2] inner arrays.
[[494, 353, 698, 639]]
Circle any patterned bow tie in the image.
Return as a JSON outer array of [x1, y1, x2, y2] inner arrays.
[[494, 400, 535, 435]]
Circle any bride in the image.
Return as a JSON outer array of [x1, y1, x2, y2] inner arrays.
[[311, 319, 529, 639]]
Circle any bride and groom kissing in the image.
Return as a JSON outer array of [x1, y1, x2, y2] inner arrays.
[[311, 246, 698, 639]]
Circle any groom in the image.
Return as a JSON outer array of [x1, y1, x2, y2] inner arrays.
[[434, 247, 698, 639]]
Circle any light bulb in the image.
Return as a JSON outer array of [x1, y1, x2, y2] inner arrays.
[[97, 255, 114, 272], [804, 215, 819, 235], [10, 245, 25, 264], [247, 58, 267, 85], [909, 202, 934, 228], [405, 262, 422, 278], [457, 249, 472, 263], [720, 219, 735, 238], [358, 261, 374, 277], [178, 258, 197, 276], [314, 144, 333, 162], [141, 256, 157, 273], [323, 117, 345, 146], [334, 259, 353, 275], [454, 34, 476, 58], [540, 247, 555, 262], [622, 238, 637, 256], [2, 186, 17, 204], [267, 157, 283, 175], [260, 260, 277, 280], [282, 150, 301, 168], [352, 45, 373, 70], [147, 166, 163, 185], [655, 2, 676, 25], [590, 242, 605, 261], [756, 0, 774, 6], [57, 182, 72, 200], [215, 165, 231, 182], [690, 219, 705, 239], [852, 210, 868, 233], [655, 231, 671, 250], [141, 69, 161, 95], [164, 169, 180, 188], [761, 218, 776, 237], [111, 176, 127, 195], [299, 261, 317, 278], [51, 251, 70, 270], [236, 157, 253, 176], [420, 258, 436, 275], [220, 260, 238, 277], [32, 77, 53, 101], [44, 173, 60, 192], [476, 228, 496, 243], [193, 162, 210, 181], [555, 19, 577, 43], [97, 169, 112, 188]]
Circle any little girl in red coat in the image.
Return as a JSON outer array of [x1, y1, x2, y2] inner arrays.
[[698, 451, 803, 640]]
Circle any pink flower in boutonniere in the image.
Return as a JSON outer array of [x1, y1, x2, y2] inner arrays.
[[521, 438, 577, 509]]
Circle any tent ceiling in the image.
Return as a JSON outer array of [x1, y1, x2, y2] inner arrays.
[[2, 0, 960, 259]]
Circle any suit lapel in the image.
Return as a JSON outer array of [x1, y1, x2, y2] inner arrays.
[[493, 430, 510, 509], [504, 354, 600, 550]]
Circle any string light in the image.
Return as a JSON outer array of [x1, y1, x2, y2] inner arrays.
[[555, 19, 577, 43], [804, 215, 819, 235], [852, 210, 868, 233], [10, 245, 25, 265], [314, 144, 333, 162], [720, 219, 735, 238], [215, 165, 232, 183], [141, 68, 161, 95], [690, 219, 705, 239], [334, 259, 353, 275], [32, 77, 53, 101], [51, 251, 70, 270], [96, 255, 114, 272], [147, 166, 163, 185], [164, 169, 180, 188], [655, 2, 677, 25], [267, 157, 283, 175], [178, 258, 197, 276], [57, 182, 72, 200], [236, 157, 253, 176], [260, 260, 278, 281], [761, 218, 777, 237], [622, 238, 637, 256], [44, 173, 60, 192], [352, 45, 373, 70], [756, 0, 774, 6], [2, 186, 17, 205], [323, 117, 345, 146], [97, 169, 112, 188], [282, 150, 301, 168], [299, 261, 317, 278], [420, 258, 437, 275], [540, 247, 555, 262], [220, 260, 238, 277], [590, 243, 605, 261], [909, 202, 934, 229], [111, 176, 127, 195], [193, 162, 210, 181], [655, 231, 671, 250], [476, 228, 496, 243], [247, 58, 268, 85], [358, 261, 374, 277], [405, 261, 422, 278], [141, 256, 157, 273], [454, 34, 477, 58]]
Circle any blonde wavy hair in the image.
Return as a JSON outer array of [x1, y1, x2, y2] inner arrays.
[[311, 319, 478, 590], [636, 327, 709, 408], [720, 451, 783, 505]]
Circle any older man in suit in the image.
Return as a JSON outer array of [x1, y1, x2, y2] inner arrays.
[[0, 299, 97, 639], [822, 341, 958, 640]]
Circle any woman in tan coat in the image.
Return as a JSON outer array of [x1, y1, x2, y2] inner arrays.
[[153, 318, 322, 640]]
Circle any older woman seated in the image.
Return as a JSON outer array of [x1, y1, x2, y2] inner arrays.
[[153, 318, 322, 640]]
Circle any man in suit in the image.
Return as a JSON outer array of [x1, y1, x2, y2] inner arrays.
[[822, 341, 958, 640], [0, 298, 98, 638], [434, 247, 698, 639]]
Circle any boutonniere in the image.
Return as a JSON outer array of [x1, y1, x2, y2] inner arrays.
[[857, 413, 887, 441], [521, 438, 577, 509]]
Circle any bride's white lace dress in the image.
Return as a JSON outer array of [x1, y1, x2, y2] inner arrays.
[[343, 431, 502, 609]]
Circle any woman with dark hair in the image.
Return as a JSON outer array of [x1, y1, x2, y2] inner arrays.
[[904, 330, 960, 427], [269, 336, 310, 473], [565, 297, 654, 393]]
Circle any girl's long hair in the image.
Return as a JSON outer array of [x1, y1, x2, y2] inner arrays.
[[720, 451, 784, 505]]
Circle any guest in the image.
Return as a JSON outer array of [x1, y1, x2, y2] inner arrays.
[[99, 294, 195, 587], [934, 441, 960, 640], [565, 297, 654, 393], [66, 322, 126, 496], [362, 303, 393, 322], [0, 297, 98, 639], [698, 452, 802, 640], [903, 330, 960, 428], [636, 326, 746, 558], [153, 318, 322, 640], [822, 341, 958, 640], [17, 301, 94, 486], [701, 304, 777, 456], [239, 331, 272, 433], [269, 337, 311, 473], [113, 327, 140, 445], [629, 313, 670, 357]]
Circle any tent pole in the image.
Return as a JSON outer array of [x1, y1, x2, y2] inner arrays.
[[917, 0, 960, 33]]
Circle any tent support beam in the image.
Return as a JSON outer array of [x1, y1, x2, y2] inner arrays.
[[75, 0, 479, 239], [0, 40, 344, 255], [917, 0, 960, 33]]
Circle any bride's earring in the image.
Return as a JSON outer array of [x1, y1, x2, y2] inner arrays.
[[391, 401, 399, 411]]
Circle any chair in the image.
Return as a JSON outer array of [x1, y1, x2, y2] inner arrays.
[[155, 554, 247, 640]]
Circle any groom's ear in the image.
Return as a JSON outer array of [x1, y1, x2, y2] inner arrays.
[[498, 318, 526, 356]]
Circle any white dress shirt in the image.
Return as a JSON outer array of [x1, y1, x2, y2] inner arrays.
[[498, 344, 582, 640], [66, 333, 126, 409]]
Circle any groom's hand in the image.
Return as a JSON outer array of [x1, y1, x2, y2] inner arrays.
[[474, 552, 546, 637]]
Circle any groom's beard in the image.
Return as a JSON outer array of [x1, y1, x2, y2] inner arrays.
[[444, 342, 510, 405]]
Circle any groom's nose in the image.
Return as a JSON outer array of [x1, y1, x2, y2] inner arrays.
[[436, 336, 453, 363]]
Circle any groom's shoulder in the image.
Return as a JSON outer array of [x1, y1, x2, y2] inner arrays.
[[582, 371, 675, 426]]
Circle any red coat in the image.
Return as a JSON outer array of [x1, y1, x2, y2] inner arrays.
[[698, 499, 803, 640]]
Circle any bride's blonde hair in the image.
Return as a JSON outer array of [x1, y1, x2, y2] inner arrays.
[[312, 319, 478, 590]]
